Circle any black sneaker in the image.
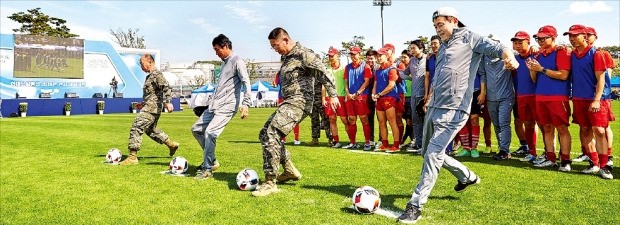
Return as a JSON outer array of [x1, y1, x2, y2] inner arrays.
[[397, 203, 422, 224], [512, 145, 528, 156], [454, 176, 480, 192], [493, 151, 511, 160]]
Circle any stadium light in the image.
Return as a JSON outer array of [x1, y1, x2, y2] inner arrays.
[[373, 0, 392, 46]]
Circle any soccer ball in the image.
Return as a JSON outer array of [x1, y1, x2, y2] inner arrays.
[[352, 186, 381, 214], [105, 148, 122, 164], [169, 156, 189, 174], [236, 168, 260, 191]]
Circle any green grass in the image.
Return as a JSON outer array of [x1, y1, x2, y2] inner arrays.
[[13, 58, 83, 78], [1, 102, 619, 224]]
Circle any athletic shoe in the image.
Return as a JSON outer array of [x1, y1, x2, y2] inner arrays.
[[598, 166, 613, 179], [493, 151, 511, 160], [470, 149, 480, 158], [454, 176, 480, 192], [485, 146, 495, 154], [342, 143, 360, 149], [558, 160, 571, 172], [386, 145, 400, 153], [363, 144, 373, 151], [581, 165, 600, 174], [375, 145, 389, 152], [520, 154, 537, 162], [406, 145, 421, 153], [293, 140, 301, 146], [607, 156, 614, 167], [572, 154, 590, 162], [310, 138, 320, 146], [532, 155, 547, 164], [534, 160, 557, 168], [512, 145, 529, 156], [194, 170, 213, 180], [212, 160, 221, 172], [397, 203, 422, 224], [331, 142, 342, 148], [454, 149, 471, 157]]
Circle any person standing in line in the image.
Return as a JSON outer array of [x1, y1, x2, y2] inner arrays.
[[324, 47, 349, 148], [384, 43, 406, 148], [372, 47, 401, 152], [399, 40, 427, 153], [343, 46, 373, 150], [398, 50, 414, 149], [397, 7, 519, 223], [365, 50, 379, 147], [525, 25, 572, 169], [252, 27, 339, 197], [120, 54, 179, 166], [192, 34, 251, 179]]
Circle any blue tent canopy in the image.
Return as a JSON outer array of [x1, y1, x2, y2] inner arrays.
[[192, 84, 216, 93], [250, 81, 279, 92], [611, 77, 620, 87]]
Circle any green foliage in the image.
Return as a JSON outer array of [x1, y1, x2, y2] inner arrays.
[[18, 102, 28, 112], [97, 101, 105, 111], [0, 105, 618, 224], [404, 36, 430, 54], [64, 102, 71, 111], [109, 28, 146, 49], [7, 8, 78, 38]]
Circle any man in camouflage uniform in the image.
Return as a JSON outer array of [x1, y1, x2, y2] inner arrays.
[[309, 79, 332, 146], [252, 27, 339, 197], [119, 54, 179, 166]]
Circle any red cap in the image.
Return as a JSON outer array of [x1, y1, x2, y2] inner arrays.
[[383, 43, 395, 51], [349, 46, 361, 54], [510, 31, 530, 42], [377, 47, 389, 55], [585, 26, 597, 37], [563, 24, 588, 36], [327, 47, 339, 56], [533, 25, 557, 38]]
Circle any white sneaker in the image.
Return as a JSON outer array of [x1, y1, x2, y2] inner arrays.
[[534, 160, 556, 168], [608, 157, 614, 167], [363, 144, 372, 151], [581, 165, 600, 174], [558, 163, 571, 172], [342, 143, 359, 149], [533, 155, 547, 164], [520, 154, 537, 162], [572, 154, 590, 162], [293, 140, 301, 145], [599, 166, 613, 179], [332, 142, 342, 148]]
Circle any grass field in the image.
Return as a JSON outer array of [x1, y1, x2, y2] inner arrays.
[[13, 58, 83, 79], [1, 102, 619, 224]]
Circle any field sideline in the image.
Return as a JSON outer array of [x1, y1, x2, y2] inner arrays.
[[0, 102, 618, 224]]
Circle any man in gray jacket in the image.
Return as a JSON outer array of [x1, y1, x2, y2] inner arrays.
[[193, 34, 251, 179], [398, 7, 519, 223]]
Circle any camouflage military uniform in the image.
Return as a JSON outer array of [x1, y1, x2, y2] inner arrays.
[[310, 78, 331, 140], [128, 68, 172, 151], [259, 42, 337, 179]]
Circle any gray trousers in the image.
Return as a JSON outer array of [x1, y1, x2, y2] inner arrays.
[[408, 108, 477, 209], [487, 98, 513, 153], [192, 110, 235, 171], [410, 96, 425, 147]]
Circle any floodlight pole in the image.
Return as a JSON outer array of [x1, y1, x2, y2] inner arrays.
[[373, 0, 391, 46]]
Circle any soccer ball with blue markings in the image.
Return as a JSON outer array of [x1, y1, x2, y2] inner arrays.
[[352, 186, 381, 214], [236, 168, 260, 191], [105, 148, 122, 164]]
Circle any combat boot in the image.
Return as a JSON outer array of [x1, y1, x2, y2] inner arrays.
[[277, 160, 302, 183], [251, 174, 279, 197], [164, 139, 179, 156], [119, 150, 138, 165], [310, 138, 320, 146]]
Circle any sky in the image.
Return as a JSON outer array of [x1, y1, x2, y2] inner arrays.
[[1, 1, 619, 64]]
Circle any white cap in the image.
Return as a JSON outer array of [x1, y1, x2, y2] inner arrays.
[[432, 6, 466, 28]]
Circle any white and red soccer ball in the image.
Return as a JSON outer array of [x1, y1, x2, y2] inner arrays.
[[169, 156, 189, 174], [352, 186, 381, 214], [105, 148, 122, 164], [236, 168, 260, 191]]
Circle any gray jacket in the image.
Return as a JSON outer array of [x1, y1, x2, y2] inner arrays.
[[479, 55, 515, 101], [208, 53, 251, 113]]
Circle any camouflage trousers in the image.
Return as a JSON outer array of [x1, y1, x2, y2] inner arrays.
[[128, 112, 169, 151], [310, 102, 331, 139], [259, 103, 307, 177]]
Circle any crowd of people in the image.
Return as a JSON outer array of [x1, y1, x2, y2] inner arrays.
[[117, 6, 616, 224]]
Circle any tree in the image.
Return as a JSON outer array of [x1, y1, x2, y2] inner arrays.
[[244, 59, 263, 82], [340, 36, 373, 63], [8, 8, 78, 38], [110, 28, 146, 48]]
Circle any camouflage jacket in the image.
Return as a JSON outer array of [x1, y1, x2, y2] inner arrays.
[[279, 42, 337, 113], [141, 68, 172, 114]]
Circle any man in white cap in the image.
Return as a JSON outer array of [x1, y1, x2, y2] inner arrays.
[[397, 7, 519, 223]]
